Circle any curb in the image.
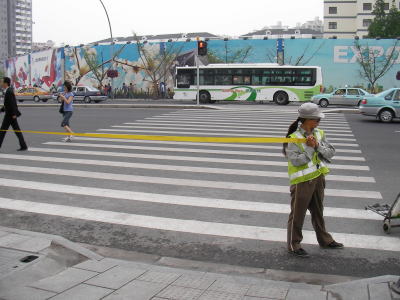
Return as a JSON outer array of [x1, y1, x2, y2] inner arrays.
[[0, 226, 102, 261], [18, 104, 218, 109]]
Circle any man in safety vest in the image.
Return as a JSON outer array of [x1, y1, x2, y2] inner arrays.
[[282, 103, 343, 258]]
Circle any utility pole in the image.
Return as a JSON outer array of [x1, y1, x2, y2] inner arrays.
[[99, 0, 114, 98]]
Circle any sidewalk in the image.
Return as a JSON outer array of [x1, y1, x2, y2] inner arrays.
[[0, 227, 398, 300]]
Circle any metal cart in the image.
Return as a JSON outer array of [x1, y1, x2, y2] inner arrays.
[[365, 192, 400, 234]]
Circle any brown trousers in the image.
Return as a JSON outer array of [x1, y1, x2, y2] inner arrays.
[[287, 175, 334, 251]]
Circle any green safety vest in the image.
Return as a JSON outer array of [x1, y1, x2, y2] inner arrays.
[[288, 128, 330, 185]]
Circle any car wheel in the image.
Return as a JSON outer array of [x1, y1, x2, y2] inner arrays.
[[199, 91, 211, 104], [274, 91, 289, 105], [319, 99, 329, 108], [33, 96, 40, 102], [378, 109, 394, 123], [84, 96, 91, 103]]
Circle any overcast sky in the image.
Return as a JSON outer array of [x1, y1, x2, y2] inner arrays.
[[32, 0, 323, 45]]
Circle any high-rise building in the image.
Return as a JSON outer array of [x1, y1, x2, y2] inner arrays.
[[0, 0, 32, 68], [324, 0, 400, 38]]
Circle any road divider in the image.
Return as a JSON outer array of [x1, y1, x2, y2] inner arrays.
[[0, 130, 306, 144]]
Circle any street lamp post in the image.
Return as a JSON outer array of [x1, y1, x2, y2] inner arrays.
[[98, 0, 114, 98]]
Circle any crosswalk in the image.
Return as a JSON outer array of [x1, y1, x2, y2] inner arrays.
[[0, 108, 398, 254]]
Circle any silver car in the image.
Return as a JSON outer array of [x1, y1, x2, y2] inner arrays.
[[312, 88, 371, 107]]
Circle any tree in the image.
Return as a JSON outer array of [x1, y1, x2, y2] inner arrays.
[[368, 0, 400, 38], [206, 42, 252, 64], [354, 40, 399, 93], [133, 34, 185, 98]]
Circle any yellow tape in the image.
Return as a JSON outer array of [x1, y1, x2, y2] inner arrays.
[[0, 130, 306, 144]]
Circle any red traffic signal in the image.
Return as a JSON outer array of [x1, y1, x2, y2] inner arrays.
[[198, 41, 208, 56]]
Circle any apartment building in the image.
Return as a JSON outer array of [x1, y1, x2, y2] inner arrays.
[[324, 0, 400, 38], [0, 0, 32, 68]]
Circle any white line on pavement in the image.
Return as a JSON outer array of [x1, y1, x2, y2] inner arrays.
[[0, 164, 379, 199], [0, 153, 374, 183], [28, 147, 369, 171], [137, 120, 352, 130], [124, 122, 354, 133], [96, 129, 358, 142], [0, 198, 396, 251], [43, 142, 365, 162], [71, 137, 363, 153], [113, 125, 355, 137]]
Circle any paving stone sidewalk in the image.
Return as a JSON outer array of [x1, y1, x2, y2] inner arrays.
[[0, 227, 398, 300]]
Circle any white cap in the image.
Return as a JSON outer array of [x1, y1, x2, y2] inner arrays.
[[298, 102, 325, 119]]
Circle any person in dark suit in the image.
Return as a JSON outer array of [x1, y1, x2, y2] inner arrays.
[[0, 77, 28, 151]]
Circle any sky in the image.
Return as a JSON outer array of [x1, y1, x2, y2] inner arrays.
[[32, 0, 323, 46]]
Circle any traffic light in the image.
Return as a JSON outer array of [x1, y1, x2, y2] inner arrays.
[[198, 41, 208, 56]]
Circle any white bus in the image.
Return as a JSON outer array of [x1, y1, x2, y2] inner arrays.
[[174, 63, 323, 105]]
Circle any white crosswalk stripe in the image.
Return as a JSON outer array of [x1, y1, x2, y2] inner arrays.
[[0, 110, 394, 253]]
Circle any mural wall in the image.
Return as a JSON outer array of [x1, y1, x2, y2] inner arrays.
[[30, 48, 64, 90], [4, 38, 400, 93], [5, 55, 30, 89]]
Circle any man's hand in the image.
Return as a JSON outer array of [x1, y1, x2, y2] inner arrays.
[[12, 115, 17, 119]]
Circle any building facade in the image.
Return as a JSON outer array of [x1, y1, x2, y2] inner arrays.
[[324, 0, 400, 38], [0, 0, 32, 69]]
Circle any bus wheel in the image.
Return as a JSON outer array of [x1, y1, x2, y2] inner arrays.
[[199, 91, 211, 104], [274, 91, 289, 105]]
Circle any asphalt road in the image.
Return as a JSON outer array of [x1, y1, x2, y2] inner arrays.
[[0, 106, 399, 278]]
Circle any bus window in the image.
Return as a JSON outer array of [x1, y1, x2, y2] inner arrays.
[[177, 69, 194, 88], [215, 75, 232, 85], [200, 75, 215, 85], [252, 76, 262, 85], [243, 76, 251, 85], [233, 76, 243, 85]]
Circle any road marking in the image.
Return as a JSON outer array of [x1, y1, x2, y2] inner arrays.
[[28, 147, 370, 171], [71, 137, 363, 154], [0, 154, 374, 183], [124, 122, 354, 134], [133, 120, 351, 130], [97, 129, 358, 142], [164, 111, 347, 118], [0, 164, 379, 199], [113, 125, 355, 137], [0, 198, 396, 251], [43, 142, 365, 162], [146, 116, 351, 127], [0, 179, 379, 218]]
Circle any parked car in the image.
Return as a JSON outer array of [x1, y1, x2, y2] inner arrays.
[[312, 88, 371, 108], [359, 88, 400, 123], [54, 86, 107, 103], [15, 87, 52, 102]]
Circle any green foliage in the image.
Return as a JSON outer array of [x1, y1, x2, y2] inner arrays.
[[368, 0, 400, 38]]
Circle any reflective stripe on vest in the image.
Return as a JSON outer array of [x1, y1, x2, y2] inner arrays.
[[288, 129, 329, 184]]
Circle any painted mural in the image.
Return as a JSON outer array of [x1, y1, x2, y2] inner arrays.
[[5, 55, 30, 89], [30, 48, 64, 91], [4, 38, 400, 94]]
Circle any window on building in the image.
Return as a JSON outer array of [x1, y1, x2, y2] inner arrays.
[[363, 3, 372, 10], [363, 19, 372, 27], [384, 2, 389, 10], [329, 6, 337, 14], [328, 22, 337, 29]]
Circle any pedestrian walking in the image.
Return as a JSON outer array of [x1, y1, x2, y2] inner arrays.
[[283, 103, 343, 258], [129, 82, 135, 98], [58, 81, 74, 142], [0, 77, 28, 151]]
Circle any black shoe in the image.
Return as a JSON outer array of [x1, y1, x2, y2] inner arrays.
[[289, 248, 310, 258], [17, 147, 28, 151], [324, 241, 344, 249]]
